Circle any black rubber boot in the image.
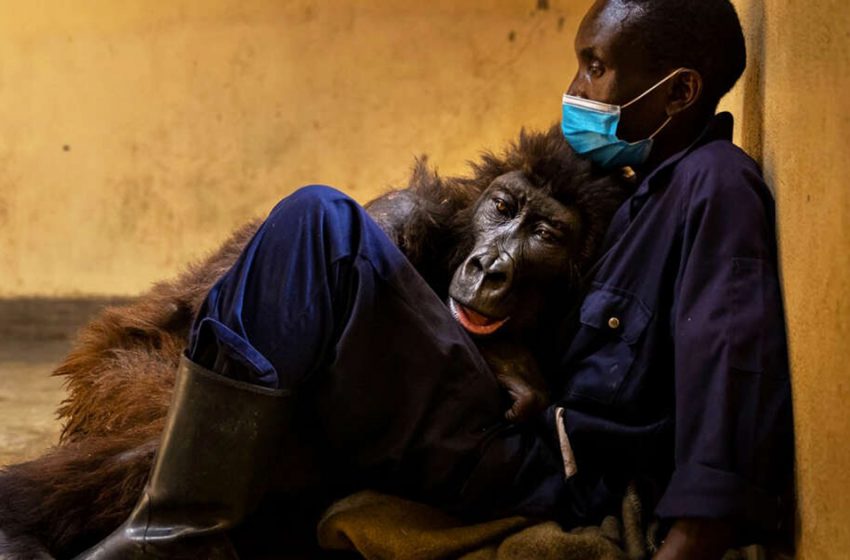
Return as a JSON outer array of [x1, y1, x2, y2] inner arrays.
[[73, 355, 290, 559]]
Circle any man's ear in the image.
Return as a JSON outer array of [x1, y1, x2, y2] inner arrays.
[[666, 69, 703, 116]]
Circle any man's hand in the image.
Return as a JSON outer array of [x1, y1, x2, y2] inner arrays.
[[653, 518, 735, 560]]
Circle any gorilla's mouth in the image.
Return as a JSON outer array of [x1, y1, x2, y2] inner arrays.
[[449, 298, 510, 336]]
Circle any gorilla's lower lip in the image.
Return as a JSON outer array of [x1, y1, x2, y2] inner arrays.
[[448, 298, 509, 336]]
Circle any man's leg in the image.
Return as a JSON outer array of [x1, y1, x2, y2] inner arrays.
[[76, 185, 571, 559], [187, 185, 568, 517]]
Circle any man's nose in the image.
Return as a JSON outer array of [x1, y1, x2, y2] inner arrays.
[[566, 71, 584, 97]]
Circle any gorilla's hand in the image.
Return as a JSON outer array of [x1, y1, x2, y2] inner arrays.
[[479, 341, 549, 422]]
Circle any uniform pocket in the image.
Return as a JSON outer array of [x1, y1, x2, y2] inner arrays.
[[566, 286, 652, 404]]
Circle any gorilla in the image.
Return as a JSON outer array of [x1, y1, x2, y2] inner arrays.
[[0, 124, 627, 559]]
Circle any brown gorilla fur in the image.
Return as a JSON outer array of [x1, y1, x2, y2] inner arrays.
[[0, 125, 627, 559]]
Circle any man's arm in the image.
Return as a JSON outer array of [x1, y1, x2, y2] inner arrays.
[[654, 153, 794, 554]]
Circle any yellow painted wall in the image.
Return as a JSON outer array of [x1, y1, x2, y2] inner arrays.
[[0, 0, 589, 297], [721, 1, 850, 558]]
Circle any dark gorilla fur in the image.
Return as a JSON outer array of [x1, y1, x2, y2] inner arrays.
[[0, 124, 627, 559]]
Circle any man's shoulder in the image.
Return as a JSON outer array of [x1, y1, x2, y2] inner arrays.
[[688, 136, 758, 169], [670, 138, 771, 208]]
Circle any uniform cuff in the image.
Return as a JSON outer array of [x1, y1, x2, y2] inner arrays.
[[189, 317, 279, 388], [655, 462, 781, 533]]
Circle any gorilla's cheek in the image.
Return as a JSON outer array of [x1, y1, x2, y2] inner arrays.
[[503, 284, 554, 328]]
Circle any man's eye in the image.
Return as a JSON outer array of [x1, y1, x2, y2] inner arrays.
[[588, 60, 604, 78], [493, 198, 511, 216]]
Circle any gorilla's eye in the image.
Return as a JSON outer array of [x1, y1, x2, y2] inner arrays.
[[534, 227, 558, 243], [493, 197, 511, 216]]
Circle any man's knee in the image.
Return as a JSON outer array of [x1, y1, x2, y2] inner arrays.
[[269, 184, 355, 221], [258, 184, 372, 263]]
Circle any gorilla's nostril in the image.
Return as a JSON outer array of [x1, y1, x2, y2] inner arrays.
[[485, 271, 508, 286], [466, 257, 484, 273]]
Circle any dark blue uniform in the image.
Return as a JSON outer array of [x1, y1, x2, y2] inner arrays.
[[551, 112, 793, 535], [187, 112, 793, 537]]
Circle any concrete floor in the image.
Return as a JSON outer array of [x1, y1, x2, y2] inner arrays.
[[0, 298, 130, 466], [0, 337, 67, 466]]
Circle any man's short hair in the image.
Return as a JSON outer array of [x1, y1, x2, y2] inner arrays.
[[618, 0, 747, 109]]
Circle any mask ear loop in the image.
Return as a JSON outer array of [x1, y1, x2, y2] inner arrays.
[[621, 67, 685, 142], [648, 115, 673, 139], [620, 67, 686, 110]]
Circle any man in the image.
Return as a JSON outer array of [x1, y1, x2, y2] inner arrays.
[[75, 1, 793, 559], [555, 1, 794, 558]]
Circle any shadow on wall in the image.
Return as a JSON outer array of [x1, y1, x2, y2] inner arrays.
[[739, 0, 764, 167]]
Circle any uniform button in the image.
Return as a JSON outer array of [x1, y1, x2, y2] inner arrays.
[[608, 316, 621, 329]]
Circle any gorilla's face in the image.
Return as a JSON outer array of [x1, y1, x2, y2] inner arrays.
[[448, 170, 582, 337]]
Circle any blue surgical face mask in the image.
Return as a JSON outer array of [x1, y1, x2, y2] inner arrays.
[[561, 69, 683, 170]]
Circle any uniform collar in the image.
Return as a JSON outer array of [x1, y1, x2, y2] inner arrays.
[[630, 112, 735, 200]]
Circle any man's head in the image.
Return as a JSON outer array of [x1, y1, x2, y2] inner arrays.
[[568, 0, 746, 147]]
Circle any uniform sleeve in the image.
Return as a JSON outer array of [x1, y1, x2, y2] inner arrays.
[[654, 154, 794, 535]]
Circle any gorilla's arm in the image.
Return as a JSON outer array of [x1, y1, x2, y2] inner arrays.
[[364, 189, 421, 252], [364, 159, 481, 299]]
